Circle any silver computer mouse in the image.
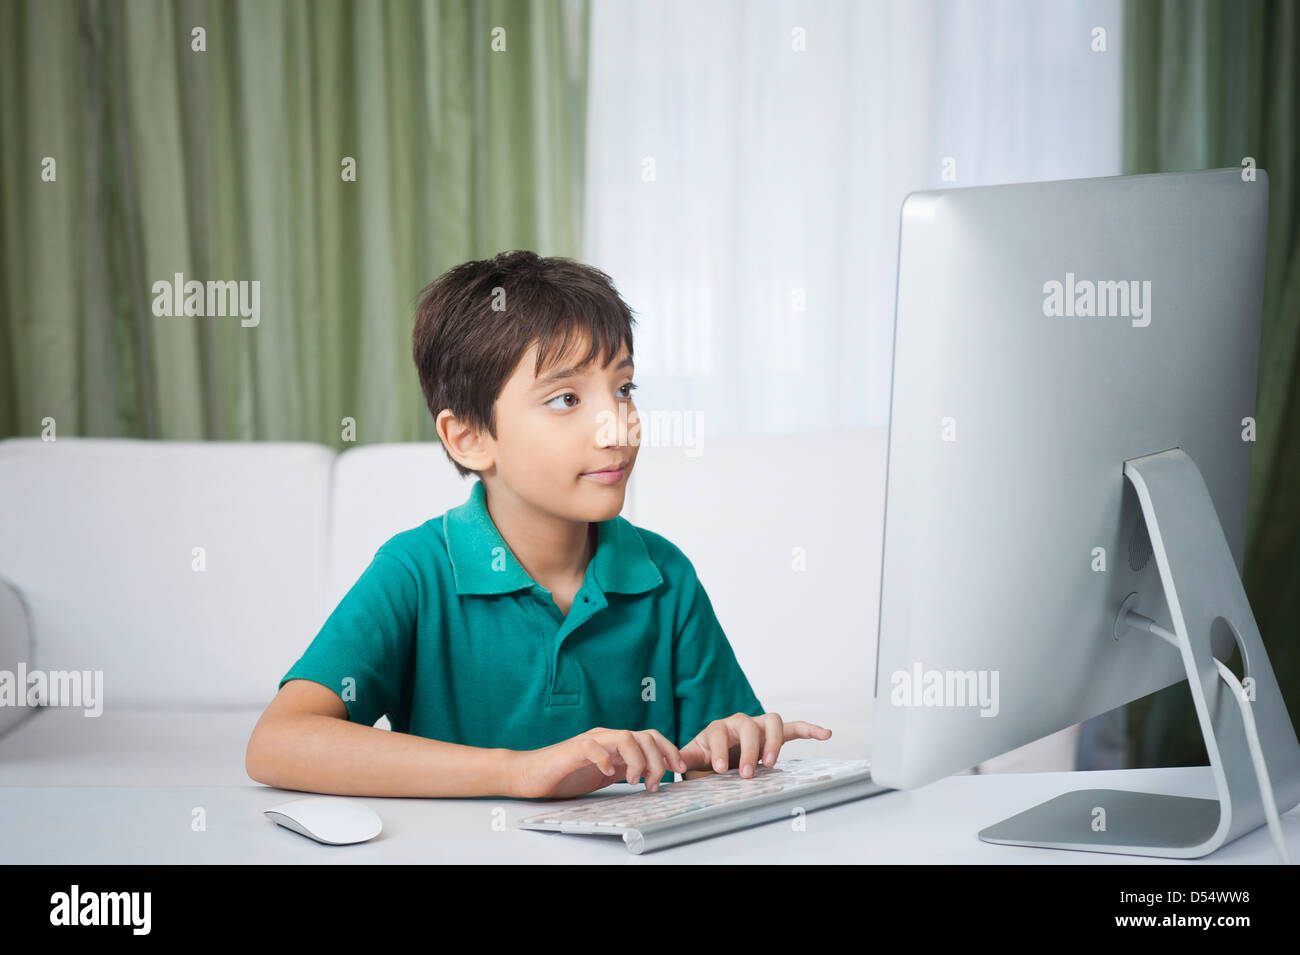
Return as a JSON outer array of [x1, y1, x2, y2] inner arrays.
[[264, 796, 383, 845]]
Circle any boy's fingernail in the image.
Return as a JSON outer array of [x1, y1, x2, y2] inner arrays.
[[714, 758, 726, 772]]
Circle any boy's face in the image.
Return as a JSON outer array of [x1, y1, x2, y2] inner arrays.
[[476, 337, 640, 523]]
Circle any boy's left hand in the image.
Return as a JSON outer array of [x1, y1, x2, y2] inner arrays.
[[678, 712, 831, 778]]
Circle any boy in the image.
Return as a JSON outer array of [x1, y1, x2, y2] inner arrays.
[[245, 251, 831, 799]]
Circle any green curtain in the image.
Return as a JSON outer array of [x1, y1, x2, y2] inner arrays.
[[0, 0, 589, 445], [1121, 0, 1300, 767]]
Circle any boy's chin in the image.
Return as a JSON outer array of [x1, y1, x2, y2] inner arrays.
[[573, 486, 627, 520]]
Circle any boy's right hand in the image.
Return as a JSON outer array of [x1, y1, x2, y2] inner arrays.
[[508, 727, 688, 800]]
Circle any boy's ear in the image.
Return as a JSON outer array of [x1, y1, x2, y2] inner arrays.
[[436, 409, 494, 472]]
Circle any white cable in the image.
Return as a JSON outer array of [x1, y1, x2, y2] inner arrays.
[[1210, 657, 1291, 865], [1126, 611, 1291, 865]]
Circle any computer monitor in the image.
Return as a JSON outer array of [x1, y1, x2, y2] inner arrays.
[[870, 167, 1300, 858]]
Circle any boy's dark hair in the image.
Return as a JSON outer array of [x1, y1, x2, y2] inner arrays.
[[413, 250, 638, 478]]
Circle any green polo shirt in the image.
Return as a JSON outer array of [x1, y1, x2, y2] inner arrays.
[[279, 478, 764, 784]]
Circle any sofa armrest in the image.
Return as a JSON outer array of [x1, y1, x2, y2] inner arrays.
[[0, 575, 35, 740]]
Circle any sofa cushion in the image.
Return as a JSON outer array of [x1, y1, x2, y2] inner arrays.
[[626, 428, 885, 707], [325, 443, 475, 611], [0, 438, 333, 706]]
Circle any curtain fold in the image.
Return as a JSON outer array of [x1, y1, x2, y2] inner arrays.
[[0, 0, 589, 446], [1121, 0, 1300, 767]]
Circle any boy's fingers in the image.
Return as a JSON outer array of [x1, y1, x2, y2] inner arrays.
[[642, 727, 687, 773], [706, 723, 731, 773], [635, 733, 667, 791], [607, 731, 647, 785], [678, 739, 707, 773], [734, 717, 761, 778], [761, 712, 785, 766], [584, 737, 616, 776], [782, 720, 832, 741]]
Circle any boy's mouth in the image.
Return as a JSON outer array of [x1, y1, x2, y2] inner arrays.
[[580, 462, 628, 484]]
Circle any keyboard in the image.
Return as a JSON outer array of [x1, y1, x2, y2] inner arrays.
[[517, 757, 887, 854]]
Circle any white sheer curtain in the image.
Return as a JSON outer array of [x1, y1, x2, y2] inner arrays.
[[583, 0, 1124, 435]]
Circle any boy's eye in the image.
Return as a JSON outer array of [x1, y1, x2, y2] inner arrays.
[[545, 392, 579, 410], [544, 382, 637, 410]]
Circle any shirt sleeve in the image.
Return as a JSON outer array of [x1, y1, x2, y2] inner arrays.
[[279, 549, 418, 730], [672, 558, 765, 748]]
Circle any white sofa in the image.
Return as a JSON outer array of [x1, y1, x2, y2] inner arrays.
[[0, 431, 1081, 787]]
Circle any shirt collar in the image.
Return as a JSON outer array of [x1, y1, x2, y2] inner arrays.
[[443, 478, 664, 597]]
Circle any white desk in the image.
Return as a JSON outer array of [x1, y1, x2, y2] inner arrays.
[[1, 766, 1295, 864]]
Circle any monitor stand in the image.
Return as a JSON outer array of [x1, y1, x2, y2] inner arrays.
[[978, 447, 1300, 857]]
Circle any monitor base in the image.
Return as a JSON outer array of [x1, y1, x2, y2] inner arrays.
[[978, 447, 1300, 858]]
